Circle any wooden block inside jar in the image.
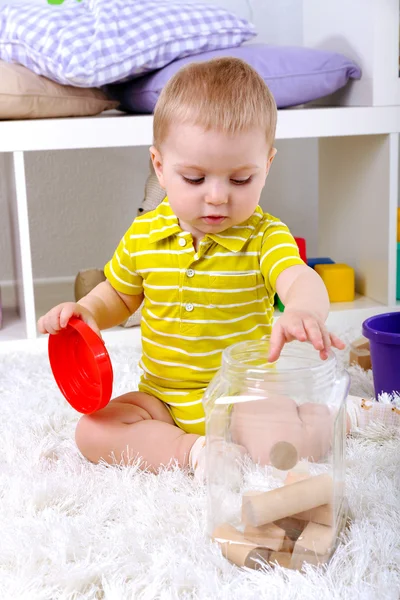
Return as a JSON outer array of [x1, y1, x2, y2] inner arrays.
[[290, 522, 334, 570], [244, 522, 285, 551], [274, 516, 306, 542], [291, 503, 333, 527], [269, 551, 293, 569], [284, 471, 310, 485], [284, 471, 333, 526], [242, 474, 333, 527], [269, 441, 299, 470], [212, 523, 270, 570]]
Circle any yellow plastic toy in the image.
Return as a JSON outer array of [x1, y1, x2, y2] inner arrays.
[[314, 263, 355, 302]]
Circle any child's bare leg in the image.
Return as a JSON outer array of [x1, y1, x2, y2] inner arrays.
[[75, 391, 199, 471]]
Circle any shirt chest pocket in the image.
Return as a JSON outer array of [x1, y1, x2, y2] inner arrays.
[[209, 272, 261, 315]]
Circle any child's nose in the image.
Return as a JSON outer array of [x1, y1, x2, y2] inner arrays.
[[205, 184, 229, 205]]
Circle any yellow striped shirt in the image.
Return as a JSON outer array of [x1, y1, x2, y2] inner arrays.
[[104, 198, 303, 434]]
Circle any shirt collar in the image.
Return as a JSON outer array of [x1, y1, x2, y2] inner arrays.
[[206, 206, 263, 252], [148, 198, 263, 251], [148, 198, 181, 244]]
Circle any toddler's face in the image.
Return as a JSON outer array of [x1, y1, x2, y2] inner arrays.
[[151, 123, 275, 243]]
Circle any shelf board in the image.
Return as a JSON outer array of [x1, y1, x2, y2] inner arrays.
[[0, 106, 399, 153]]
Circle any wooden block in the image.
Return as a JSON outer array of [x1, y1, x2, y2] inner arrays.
[[290, 522, 334, 570], [269, 441, 298, 471], [314, 263, 355, 303], [242, 474, 333, 527], [349, 338, 371, 370], [350, 336, 370, 352], [212, 523, 270, 569], [241, 490, 263, 522], [269, 551, 293, 569], [281, 536, 295, 553], [284, 472, 333, 526], [349, 349, 371, 371], [244, 522, 285, 551], [292, 504, 333, 527], [284, 471, 310, 485], [274, 517, 305, 542]]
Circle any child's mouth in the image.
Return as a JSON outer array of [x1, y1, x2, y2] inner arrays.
[[202, 216, 226, 225]]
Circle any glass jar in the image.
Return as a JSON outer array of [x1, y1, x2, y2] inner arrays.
[[203, 340, 350, 571]]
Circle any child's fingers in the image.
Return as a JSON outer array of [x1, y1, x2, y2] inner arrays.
[[320, 325, 332, 352], [59, 305, 75, 329], [304, 318, 324, 351], [268, 324, 286, 362], [330, 333, 346, 350], [42, 316, 58, 336], [287, 318, 307, 343], [37, 316, 45, 334]]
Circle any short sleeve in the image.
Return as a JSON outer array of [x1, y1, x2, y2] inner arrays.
[[260, 223, 304, 294], [104, 224, 143, 296]]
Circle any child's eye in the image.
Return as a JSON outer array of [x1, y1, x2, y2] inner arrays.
[[183, 176, 204, 185], [231, 177, 252, 185]]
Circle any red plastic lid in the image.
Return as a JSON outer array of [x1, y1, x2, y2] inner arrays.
[[48, 317, 113, 414]]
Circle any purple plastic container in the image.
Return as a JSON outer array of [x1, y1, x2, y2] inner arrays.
[[362, 312, 400, 397]]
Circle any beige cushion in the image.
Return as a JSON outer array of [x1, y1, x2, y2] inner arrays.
[[0, 61, 119, 120]]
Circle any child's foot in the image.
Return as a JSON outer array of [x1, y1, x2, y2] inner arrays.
[[189, 436, 246, 483], [346, 395, 400, 432], [189, 436, 207, 481]]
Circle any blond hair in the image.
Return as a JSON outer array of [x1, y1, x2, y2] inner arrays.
[[153, 57, 277, 148]]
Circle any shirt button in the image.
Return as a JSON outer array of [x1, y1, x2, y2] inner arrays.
[[185, 303, 194, 312], [178, 238, 187, 247], [186, 269, 195, 278]]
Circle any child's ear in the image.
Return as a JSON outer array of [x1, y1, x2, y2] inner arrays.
[[266, 147, 277, 175], [150, 146, 166, 189]]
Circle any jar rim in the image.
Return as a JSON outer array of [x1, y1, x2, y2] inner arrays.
[[222, 339, 336, 379]]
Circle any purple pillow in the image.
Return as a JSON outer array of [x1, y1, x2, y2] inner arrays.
[[107, 44, 361, 112]]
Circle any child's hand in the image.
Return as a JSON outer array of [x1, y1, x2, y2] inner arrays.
[[268, 309, 345, 362], [37, 302, 101, 337]]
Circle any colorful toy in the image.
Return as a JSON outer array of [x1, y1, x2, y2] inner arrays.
[[363, 312, 400, 397], [397, 243, 400, 301], [48, 317, 113, 413], [275, 294, 285, 312], [307, 257, 335, 269], [314, 263, 355, 302], [294, 237, 307, 263], [349, 336, 371, 371]]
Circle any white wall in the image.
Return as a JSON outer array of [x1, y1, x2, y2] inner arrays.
[[0, 0, 318, 290]]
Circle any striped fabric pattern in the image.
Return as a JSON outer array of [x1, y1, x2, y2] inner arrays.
[[104, 199, 303, 434]]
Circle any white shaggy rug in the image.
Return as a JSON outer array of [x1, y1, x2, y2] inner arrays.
[[0, 328, 399, 600]]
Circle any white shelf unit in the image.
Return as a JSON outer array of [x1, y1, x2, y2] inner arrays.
[[0, 106, 399, 347]]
